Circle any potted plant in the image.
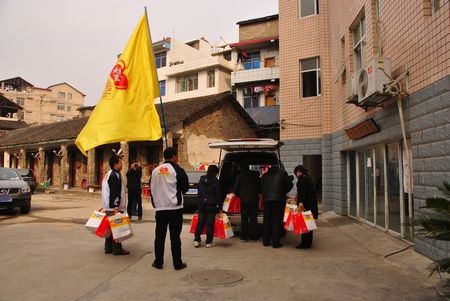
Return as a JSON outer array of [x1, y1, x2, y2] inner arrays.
[[416, 181, 450, 300]]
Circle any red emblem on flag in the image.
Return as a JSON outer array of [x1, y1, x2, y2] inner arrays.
[[109, 60, 128, 90]]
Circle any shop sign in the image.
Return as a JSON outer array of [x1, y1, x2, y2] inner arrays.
[[345, 119, 379, 140]]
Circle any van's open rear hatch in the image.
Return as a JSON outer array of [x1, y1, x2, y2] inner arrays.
[[208, 138, 284, 152]]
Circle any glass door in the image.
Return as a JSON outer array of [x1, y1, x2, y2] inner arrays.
[[364, 149, 374, 223], [348, 151, 357, 217], [386, 143, 401, 233], [375, 145, 386, 229]]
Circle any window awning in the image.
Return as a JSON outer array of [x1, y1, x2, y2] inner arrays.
[[230, 36, 279, 50]]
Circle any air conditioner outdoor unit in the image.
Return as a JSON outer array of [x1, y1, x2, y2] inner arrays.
[[346, 73, 357, 101], [357, 57, 392, 103]]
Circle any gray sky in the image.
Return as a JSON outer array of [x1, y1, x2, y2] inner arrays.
[[0, 0, 278, 105]]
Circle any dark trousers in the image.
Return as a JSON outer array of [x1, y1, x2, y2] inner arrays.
[[240, 200, 258, 240], [195, 205, 216, 244], [127, 190, 142, 218], [262, 201, 285, 247], [154, 209, 183, 268], [104, 211, 123, 254], [300, 231, 314, 247]]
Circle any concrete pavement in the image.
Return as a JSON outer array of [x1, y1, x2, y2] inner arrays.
[[0, 190, 438, 301]]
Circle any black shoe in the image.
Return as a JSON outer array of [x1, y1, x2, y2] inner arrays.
[[174, 263, 187, 270], [272, 244, 283, 248], [105, 250, 112, 254], [295, 244, 311, 249], [152, 262, 163, 269], [263, 242, 271, 247], [113, 249, 130, 256]]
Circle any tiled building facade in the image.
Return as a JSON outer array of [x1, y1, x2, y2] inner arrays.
[[279, 0, 449, 257]]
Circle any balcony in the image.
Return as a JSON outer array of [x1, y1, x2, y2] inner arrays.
[[232, 65, 280, 85]]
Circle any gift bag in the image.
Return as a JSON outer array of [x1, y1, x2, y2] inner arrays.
[[284, 211, 294, 231], [109, 213, 134, 242], [95, 215, 111, 238], [217, 214, 234, 239], [258, 198, 264, 211], [293, 212, 308, 234], [85, 210, 106, 232], [232, 197, 241, 213], [223, 193, 238, 212], [189, 213, 206, 234], [284, 203, 298, 222], [302, 210, 318, 231]]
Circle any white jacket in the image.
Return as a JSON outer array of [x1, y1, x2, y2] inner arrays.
[[150, 162, 183, 211]]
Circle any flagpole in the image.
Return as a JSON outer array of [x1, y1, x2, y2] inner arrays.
[[144, 7, 168, 149]]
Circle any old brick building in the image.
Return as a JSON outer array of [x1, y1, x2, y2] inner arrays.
[[0, 92, 258, 190]]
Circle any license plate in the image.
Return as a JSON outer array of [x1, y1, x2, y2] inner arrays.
[[185, 188, 198, 195], [0, 195, 12, 203]]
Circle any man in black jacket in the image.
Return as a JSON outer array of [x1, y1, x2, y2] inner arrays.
[[294, 164, 318, 249], [126, 161, 142, 220], [261, 165, 293, 248], [233, 163, 260, 242]]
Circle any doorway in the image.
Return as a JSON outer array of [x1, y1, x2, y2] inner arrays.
[[303, 155, 322, 204]]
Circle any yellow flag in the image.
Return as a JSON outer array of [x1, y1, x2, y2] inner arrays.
[[75, 13, 161, 155]]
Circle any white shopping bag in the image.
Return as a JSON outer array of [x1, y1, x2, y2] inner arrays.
[[284, 203, 298, 222], [217, 213, 234, 239], [222, 193, 236, 212], [85, 210, 106, 232], [109, 213, 134, 242], [302, 210, 318, 231]]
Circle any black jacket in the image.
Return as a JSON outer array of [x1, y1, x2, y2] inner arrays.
[[261, 166, 293, 202], [126, 166, 142, 192], [108, 169, 122, 209], [233, 169, 260, 202], [296, 174, 318, 218], [197, 175, 222, 209]]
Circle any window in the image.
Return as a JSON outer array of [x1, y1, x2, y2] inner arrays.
[[176, 74, 198, 93], [67, 93, 72, 100], [300, 57, 321, 97], [159, 80, 166, 96], [243, 89, 259, 108], [16, 97, 25, 106], [244, 52, 261, 70], [67, 106, 71, 112], [300, 0, 319, 17], [58, 92, 65, 99], [155, 52, 167, 69], [207, 70, 215, 88], [55, 115, 65, 122], [433, 0, 445, 12], [57, 103, 65, 111], [353, 16, 366, 72]]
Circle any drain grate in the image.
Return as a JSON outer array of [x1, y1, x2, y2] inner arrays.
[[191, 269, 244, 285]]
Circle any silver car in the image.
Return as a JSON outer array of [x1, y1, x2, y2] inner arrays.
[[0, 168, 32, 214]]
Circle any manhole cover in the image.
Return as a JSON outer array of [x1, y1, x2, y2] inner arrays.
[[191, 269, 243, 285]]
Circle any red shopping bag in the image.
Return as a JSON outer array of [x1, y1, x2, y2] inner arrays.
[[189, 213, 206, 234], [216, 214, 234, 239], [258, 198, 264, 211], [293, 211, 309, 234], [95, 215, 111, 238], [284, 211, 294, 231], [232, 197, 241, 213]]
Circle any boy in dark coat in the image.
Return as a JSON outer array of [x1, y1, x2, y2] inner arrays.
[[194, 165, 222, 248]]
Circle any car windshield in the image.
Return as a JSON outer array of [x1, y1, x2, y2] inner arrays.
[[16, 168, 33, 177], [0, 169, 21, 180]]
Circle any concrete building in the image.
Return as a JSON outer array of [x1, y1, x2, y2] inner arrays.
[[153, 37, 233, 102], [279, 0, 449, 257], [0, 77, 85, 125], [230, 14, 280, 109]]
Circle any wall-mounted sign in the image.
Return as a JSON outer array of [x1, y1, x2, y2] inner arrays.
[[345, 118, 379, 140]]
